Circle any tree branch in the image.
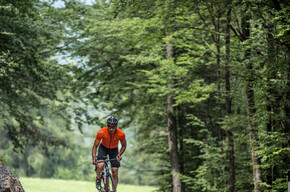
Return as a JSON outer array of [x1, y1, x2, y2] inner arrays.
[[230, 24, 244, 41]]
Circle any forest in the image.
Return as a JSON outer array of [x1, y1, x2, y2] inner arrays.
[[0, 0, 289, 191]]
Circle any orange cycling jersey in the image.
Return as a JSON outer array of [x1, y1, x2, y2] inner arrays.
[[95, 127, 126, 149]]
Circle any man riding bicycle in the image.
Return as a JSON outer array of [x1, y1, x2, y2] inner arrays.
[[92, 116, 127, 190]]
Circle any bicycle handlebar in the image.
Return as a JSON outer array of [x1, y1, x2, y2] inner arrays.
[[96, 158, 117, 164]]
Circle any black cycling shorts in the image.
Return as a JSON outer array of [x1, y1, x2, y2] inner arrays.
[[97, 144, 120, 168]]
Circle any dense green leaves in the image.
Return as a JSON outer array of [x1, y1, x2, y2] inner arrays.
[[1, 0, 290, 191], [61, 0, 290, 191], [0, 0, 80, 151]]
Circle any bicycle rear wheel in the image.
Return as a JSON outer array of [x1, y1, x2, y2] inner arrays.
[[106, 173, 116, 192]]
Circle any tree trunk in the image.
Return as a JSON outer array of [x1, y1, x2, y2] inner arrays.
[[266, 24, 276, 185], [266, 25, 277, 133], [225, 8, 235, 192], [285, 48, 290, 142], [212, 9, 227, 188], [178, 108, 185, 192], [166, 40, 182, 192], [242, 15, 262, 192]]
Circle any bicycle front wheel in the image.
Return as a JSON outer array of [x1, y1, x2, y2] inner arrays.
[[106, 173, 116, 192]]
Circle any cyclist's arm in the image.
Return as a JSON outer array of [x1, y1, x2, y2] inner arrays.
[[118, 140, 127, 157], [92, 140, 100, 164]]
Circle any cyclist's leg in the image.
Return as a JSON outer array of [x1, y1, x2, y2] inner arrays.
[[109, 147, 120, 189], [96, 162, 105, 177], [111, 167, 119, 189], [96, 144, 107, 177]]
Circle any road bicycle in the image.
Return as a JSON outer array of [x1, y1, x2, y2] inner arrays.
[[95, 157, 116, 192]]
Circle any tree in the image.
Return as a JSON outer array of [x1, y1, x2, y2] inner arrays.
[[54, 0, 290, 191], [0, 0, 80, 150]]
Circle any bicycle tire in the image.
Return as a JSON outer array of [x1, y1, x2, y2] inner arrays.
[[106, 173, 116, 192], [105, 176, 109, 192]]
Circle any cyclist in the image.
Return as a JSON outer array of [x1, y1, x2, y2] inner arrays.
[[92, 116, 127, 190]]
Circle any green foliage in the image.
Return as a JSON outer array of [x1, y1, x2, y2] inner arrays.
[[61, 0, 290, 191], [0, 0, 79, 150], [1, 0, 290, 191], [184, 134, 226, 192]]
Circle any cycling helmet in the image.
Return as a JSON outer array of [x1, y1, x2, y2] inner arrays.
[[107, 116, 118, 127]]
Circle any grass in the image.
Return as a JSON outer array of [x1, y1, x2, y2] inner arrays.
[[20, 177, 157, 192]]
